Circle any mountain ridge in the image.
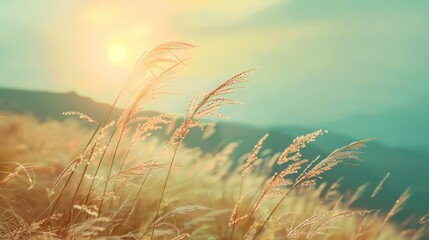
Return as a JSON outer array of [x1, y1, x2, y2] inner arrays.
[[1, 87, 428, 221]]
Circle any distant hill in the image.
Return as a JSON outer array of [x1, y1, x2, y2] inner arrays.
[[0, 88, 157, 122], [311, 103, 429, 151], [193, 122, 429, 221], [272, 126, 429, 221], [1, 88, 428, 222]]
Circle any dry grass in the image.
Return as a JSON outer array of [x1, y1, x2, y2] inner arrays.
[[0, 42, 426, 239]]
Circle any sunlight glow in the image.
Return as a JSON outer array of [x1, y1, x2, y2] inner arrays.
[[107, 44, 128, 64]]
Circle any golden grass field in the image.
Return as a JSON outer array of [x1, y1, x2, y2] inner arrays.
[[0, 42, 426, 239]]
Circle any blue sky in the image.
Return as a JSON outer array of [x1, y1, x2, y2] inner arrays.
[[1, 0, 428, 126]]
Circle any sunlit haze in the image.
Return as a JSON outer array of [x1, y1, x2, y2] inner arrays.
[[1, 1, 428, 126], [107, 44, 128, 65]]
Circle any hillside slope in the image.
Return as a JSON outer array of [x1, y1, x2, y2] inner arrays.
[[1, 88, 428, 221]]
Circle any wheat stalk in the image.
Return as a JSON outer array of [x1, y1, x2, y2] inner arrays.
[[376, 188, 411, 239], [252, 139, 371, 240], [371, 172, 390, 198], [151, 69, 253, 239]]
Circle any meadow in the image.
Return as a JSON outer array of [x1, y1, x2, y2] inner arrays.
[[0, 42, 426, 239]]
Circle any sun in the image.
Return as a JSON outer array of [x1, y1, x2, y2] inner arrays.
[[107, 44, 128, 64]]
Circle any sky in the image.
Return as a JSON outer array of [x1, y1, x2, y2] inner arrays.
[[0, 0, 428, 126]]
